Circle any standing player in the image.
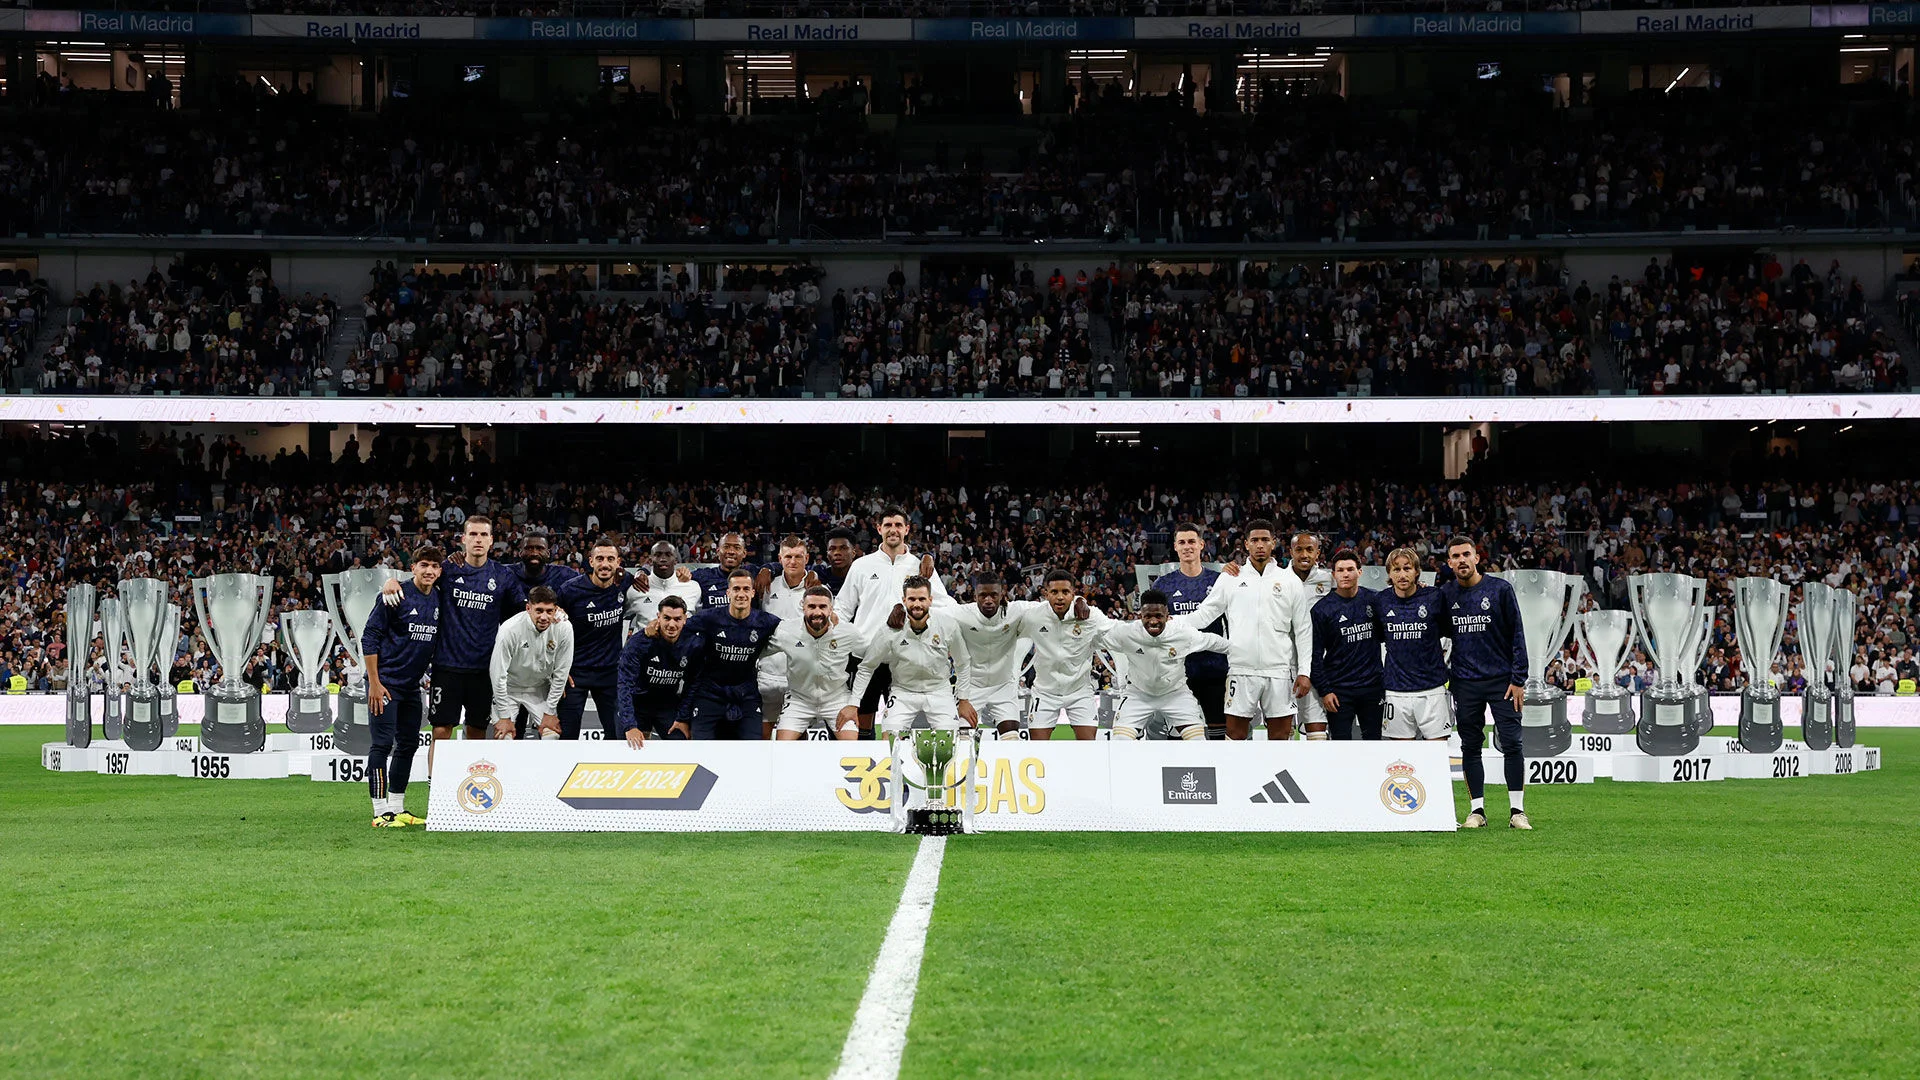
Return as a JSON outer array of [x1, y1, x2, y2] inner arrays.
[[554, 538, 633, 739], [509, 532, 579, 594], [1190, 520, 1313, 740], [847, 576, 976, 738], [1288, 532, 1335, 739], [1310, 549, 1385, 740], [1014, 570, 1109, 741], [626, 541, 701, 633], [813, 527, 860, 594], [1380, 546, 1453, 746], [383, 515, 519, 750], [616, 595, 693, 745], [1441, 536, 1531, 830], [769, 585, 865, 740], [835, 508, 952, 738], [361, 547, 441, 828], [650, 567, 781, 739], [943, 570, 1037, 739], [691, 531, 758, 609], [1152, 522, 1228, 740], [1100, 589, 1228, 740], [487, 585, 574, 739], [757, 536, 822, 737]]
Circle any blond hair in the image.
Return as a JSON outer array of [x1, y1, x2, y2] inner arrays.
[[1386, 547, 1422, 571]]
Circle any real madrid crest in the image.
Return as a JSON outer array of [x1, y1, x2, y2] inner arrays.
[[459, 759, 503, 814], [1379, 760, 1424, 815], [1480, 596, 1491, 611], [1072, 622, 1082, 636]]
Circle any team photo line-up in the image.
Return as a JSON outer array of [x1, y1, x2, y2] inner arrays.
[[358, 509, 1537, 831]]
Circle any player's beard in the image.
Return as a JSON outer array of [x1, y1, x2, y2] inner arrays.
[[806, 615, 830, 635]]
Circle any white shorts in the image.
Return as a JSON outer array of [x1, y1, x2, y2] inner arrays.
[[1113, 691, 1206, 737], [972, 692, 1024, 730], [1031, 694, 1098, 730], [881, 690, 961, 734], [1225, 674, 1296, 721], [1296, 688, 1327, 728], [773, 695, 852, 734], [1385, 687, 1454, 739]]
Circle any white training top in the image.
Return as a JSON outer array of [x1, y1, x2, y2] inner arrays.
[[489, 610, 574, 718]]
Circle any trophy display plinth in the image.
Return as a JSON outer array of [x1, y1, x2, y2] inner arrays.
[[1582, 690, 1636, 734]]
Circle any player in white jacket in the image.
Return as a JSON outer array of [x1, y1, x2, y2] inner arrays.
[[847, 576, 976, 738], [488, 586, 574, 739], [1287, 532, 1336, 739], [1013, 570, 1110, 741], [1187, 519, 1315, 740], [624, 541, 702, 639], [769, 585, 866, 740], [757, 536, 822, 736], [940, 569, 1038, 738], [834, 508, 953, 737], [1101, 589, 1230, 740]]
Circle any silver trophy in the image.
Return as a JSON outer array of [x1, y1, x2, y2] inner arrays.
[[1685, 606, 1716, 737], [1495, 570, 1586, 757], [1731, 577, 1790, 753], [1358, 565, 1390, 593], [324, 567, 402, 756], [1797, 582, 1837, 751], [1628, 573, 1709, 755], [64, 584, 96, 747], [191, 573, 275, 754], [1575, 609, 1637, 734], [117, 578, 172, 751], [280, 610, 336, 733], [1831, 588, 1858, 749], [160, 602, 182, 737], [98, 597, 128, 741]]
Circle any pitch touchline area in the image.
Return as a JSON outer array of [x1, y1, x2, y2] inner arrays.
[[831, 836, 948, 1080]]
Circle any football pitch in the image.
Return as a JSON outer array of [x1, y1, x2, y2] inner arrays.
[[6, 726, 1916, 1079]]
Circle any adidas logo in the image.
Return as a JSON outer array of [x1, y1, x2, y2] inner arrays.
[[586, 601, 596, 609], [1338, 614, 1348, 623], [716, 631, 727, 639], [1248, 770, 1310, 804]]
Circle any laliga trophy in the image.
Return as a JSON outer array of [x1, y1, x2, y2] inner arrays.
[[191, 573, 274, 754], [324, 567, 402, 757], [1358, 565, 1390, 593], [1797, 582, 1837, 751], [1628, 573, 1709, 756], [1731, 577, 1790, 753], [1494, 570, 1585, 757], [98, 597, 128, 741], [890, 727, 981, 836], [1831, 588, 1858, 748], [117, 578, 172, 752], [279, 609, 336, 734], [64, 584, 97, 747], [1575, 609, 1637, 734], [160, 602, 182, 737], [1685, 607, 1716, 737]]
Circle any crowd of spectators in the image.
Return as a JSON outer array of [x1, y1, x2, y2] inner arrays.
[[2, 425, 1917, 706]]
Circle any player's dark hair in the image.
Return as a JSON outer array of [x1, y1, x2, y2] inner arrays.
[[658, 595, 688, 613], [727, 566, 755, 581], [1447, 535, 1478, 552], [522, 531, 550, 546], [526, 585, 559, 606], [1330, 548, 1361, 570], [804, 585, 835, 601], [412, 545, 444, 565], [825, 527, 857, 544], [1246, 518, 1278, 537], [901, 574, 931, 594], [1140, 588, 1170, 607], [1173, 521, 1204, 541], [972, 569, 1004, 587], [1044, 569, 1076, 588], [589, 535, 620, 553], [879, 505, 909, 524], [463, 514, 492, 532]]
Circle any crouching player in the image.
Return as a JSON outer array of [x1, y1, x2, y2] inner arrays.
[[616, 595, 695, 745], [769, 585, 865, 740], [487, 586, 574, 740], [1099, 588, 1228, 740], [847, 576, 977, 739]]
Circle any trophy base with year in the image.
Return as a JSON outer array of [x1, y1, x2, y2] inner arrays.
[[121, 692, 165, 751], [1737, 692, 1783, 753], [1800, 690, 1834, 750], [65, 691, 92, 748], [1636, 691, 1701, 756], [1833, 693, 1856, 748], [1509, 691, 1572, 758], [1582, 690, 1636, 735], [332, 685, 373, 757], [200, 689, 266, 754], [285, 688, 332, 734]]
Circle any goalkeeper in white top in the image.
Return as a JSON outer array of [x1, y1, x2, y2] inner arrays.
[[488, 585, 575, 739], [1100, 588, 1231, 740]]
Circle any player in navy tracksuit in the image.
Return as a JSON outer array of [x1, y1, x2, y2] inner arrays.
[[413, 515, 520, 743], [361, 548, 442, 828], [554, 537, 634, 740], [690, 531, 760, 609], [616, 595, 696, 743], [1153, 522, 1228, 739], [1440, 537, 1532, 829], [675, 567, 781, 739], [509, 532, 580, 596], [1309, 549, 1384, 740], [1379, 547, 1453, 742]]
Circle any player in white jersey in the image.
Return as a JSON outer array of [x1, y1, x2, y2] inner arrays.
[[940, 569, 1037, 738], [625, 541, 702, 637], [1189, 518, 1314, 740], [1014, 570, 1110, 741], [1288, 532, 1335, 740], [848, 575, 976, 738], [1101, 589, 1229, 740], [835, 506, 953, 738], [757, 536, 822, 737], [487, 586, 574, 739], [769, 585, 865, 740]]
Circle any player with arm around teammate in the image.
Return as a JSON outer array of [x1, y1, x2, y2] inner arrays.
[[1441, 536, 1532, 830], [1151, 522, 1229, 741], [1100, 589, 1229, 740], [768, 585, 864, 740], [361, 547, 442, 828], [1309, 550, 1385, 740], [941, 569, 1038, 739], [1380, 545, 1454, 746], [1012, 570, 1109, 741], [848, 576, 977, 739], [617, 595, 695, 746]]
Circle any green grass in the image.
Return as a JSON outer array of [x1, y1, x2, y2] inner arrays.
[[5, 727, 1915, 1079]]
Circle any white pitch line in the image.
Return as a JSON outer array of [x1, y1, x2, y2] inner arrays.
[[830, 835, 948, 1080]]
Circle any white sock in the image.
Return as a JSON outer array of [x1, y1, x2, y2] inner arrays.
[[1509, 791, 1525, 812], [1305, 730, 1329, 741], [1470, 797, 1486, 813], [374, 796, 391, 815]]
